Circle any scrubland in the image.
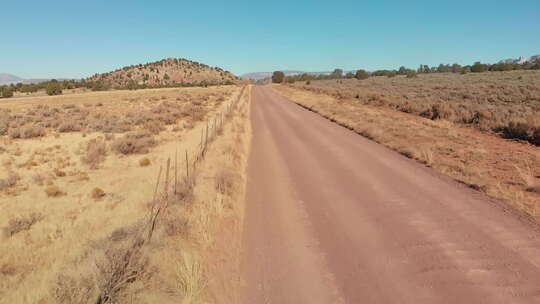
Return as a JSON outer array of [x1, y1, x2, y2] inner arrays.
[[0, 85, 251, 303], [292, 70, 540, 145], [274, 76, 540, 220]]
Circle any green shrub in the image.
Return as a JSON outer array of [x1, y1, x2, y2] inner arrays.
[[272, 71, 285, 83], [406, 70, 418, 78], [471, 62, 488, 73], [46, 82, 63, 96], [355, 69, 369, 80], [1, 87, 14, 98]]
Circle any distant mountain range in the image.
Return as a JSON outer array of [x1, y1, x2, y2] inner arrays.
[[498, 54, 540, 65], [0, 73, 55, 85], [241, 70, 337, 81]]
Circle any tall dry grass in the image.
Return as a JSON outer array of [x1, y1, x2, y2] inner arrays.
[[291, 70, 540, 145]]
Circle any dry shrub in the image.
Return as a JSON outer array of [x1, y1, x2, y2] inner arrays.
[[58, 120, 82, 133], [176, 252, 206, 302], [215, 168, 238, 196], [139, 158, 151, 167], [112, 132, 156, 155], [55, 168, 67, 177], [94, 236, 149, 304], [45, 185, 65, 197], [526, 185, 540, 193], [164, 215, 190, 238], [295, 72, 540, 145], [92, 188, 106, 200], [9, 124, 46, 139], [3, 213, 43, 238], [143, 120, 165, 135], [54, 273, 97, 304], [0, 120, 8, 136], [82, 138, 107, 169], [0, 172, 20, 191], [32, 173, 45, 186], [0, 263, 17, 276]]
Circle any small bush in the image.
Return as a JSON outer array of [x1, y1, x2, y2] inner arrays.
[[1, 87, 14, 98], [272, 71, 285, 83], [46, 82, 63, 96], [406, 70, 418, 78], [143, 120, 165, 135], [355, 69, 369, 80], [0, 173, 20, 190], [9, 124, 46, 139], [57, 120, 82, 133], [3, 213, 43, 238], [91, 187, 106, 200], [112, 132, 156, 155], [54, 168, 66, 177], [82, 138, 107, 169], [139, 158, 151, 167], [215, 168, 238, 196], [45, 185, 65, 197]]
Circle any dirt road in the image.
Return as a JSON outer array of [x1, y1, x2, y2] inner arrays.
[[239, 86, 540, 303]]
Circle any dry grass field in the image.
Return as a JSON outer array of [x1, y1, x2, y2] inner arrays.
[[0, 85, 251, 303], [273, 82, 540, 220], [291, 70, 540, 145]]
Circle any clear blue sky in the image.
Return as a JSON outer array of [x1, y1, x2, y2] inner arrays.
[[2, 0, 539, 78]]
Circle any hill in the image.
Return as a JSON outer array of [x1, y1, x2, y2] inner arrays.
[[0, 73, 22, 85], [0, 73, 60, 85], [87, 58, 238, 88]]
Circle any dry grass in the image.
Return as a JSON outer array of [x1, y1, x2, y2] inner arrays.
[[0, 85, 248, 303], [82, 138, 108, 169], [0, 172, 20, 191], [92, 188, 106, 200], [290, 70, 540, 145], [176, 252, 206, 303], [2, 213, 43, 238], [274, 84, 540, 219], [215, 168, 238, 197], [45, 185, 65, 197], [139, 157, 151, 167], [112, 131, 157, 155], [8, 124, 46, 139]]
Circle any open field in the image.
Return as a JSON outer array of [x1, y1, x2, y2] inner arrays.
[[272, 83, 540, 220], [0, 85, 251, 303], [289, 70, 540, 145]]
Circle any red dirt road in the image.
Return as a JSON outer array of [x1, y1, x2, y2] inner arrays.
[[239, 86, 540, 303]]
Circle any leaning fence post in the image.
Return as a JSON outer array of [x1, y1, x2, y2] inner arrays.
[[185, 150, 189, 181]]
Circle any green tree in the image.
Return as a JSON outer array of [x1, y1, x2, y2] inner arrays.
[[272, 71, 285, 83], [355, 69, 369, 80], [331, 69, 343, 78], [127, 80, 139, 90], [471, 61, 488, 73], [46, 81, 63, 96], [398, 66, 408, 75], [0, 87, 14, 98], [406, 70, 418, 78]]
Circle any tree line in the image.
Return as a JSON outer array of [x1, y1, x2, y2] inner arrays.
[[0, 78, 236, 99], [271, 58, 540, 83]]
